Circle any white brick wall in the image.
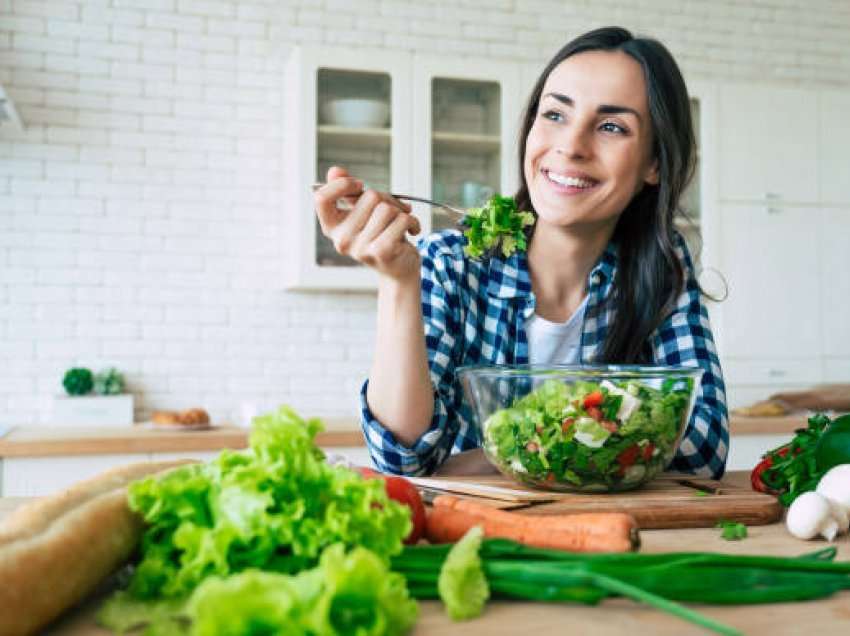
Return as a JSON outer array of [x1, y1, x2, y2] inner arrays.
[[1, 0, 850, 426]]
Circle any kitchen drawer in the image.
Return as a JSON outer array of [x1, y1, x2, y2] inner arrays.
[[823, 358, 850, 383], [726, 433, 793, 472], [722, 359, 821, 386], [723, 385, 814, 410], [1, 453, 147, 497]]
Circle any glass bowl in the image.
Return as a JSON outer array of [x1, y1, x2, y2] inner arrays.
[[457, 365, 703, 493]]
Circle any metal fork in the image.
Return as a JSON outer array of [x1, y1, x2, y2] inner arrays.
[[311, 182, 466, 219]]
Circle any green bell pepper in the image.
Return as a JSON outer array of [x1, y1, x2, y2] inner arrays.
[[814, 413, 850, 472]]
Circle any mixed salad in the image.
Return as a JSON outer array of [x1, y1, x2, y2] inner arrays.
[[482, 377, 694, 491], [461, 195, 535, 259]]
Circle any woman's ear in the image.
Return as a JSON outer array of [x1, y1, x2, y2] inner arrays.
[[644, 158, 659, 186]]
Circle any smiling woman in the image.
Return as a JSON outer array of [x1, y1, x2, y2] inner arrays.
[[313, 26, 728, 481]]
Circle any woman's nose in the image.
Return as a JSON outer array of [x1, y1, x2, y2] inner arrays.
[[555, 124, 592, 159]]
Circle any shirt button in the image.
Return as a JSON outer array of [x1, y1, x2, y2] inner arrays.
[[591, 273, 602, 286]]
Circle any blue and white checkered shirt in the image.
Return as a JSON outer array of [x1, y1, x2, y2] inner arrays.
[[359, 229, 729, 479]]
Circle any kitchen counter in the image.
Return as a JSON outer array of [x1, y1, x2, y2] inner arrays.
[[2, 471, 849, 635], [0, 419, 364, 458], [0, 415, 802, 459]]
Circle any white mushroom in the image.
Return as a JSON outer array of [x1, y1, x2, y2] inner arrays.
[[815, 464, 850, 533], [785, 491, 842, 541]]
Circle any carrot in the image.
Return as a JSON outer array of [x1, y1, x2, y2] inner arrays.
[[426, 495, 640, 553]]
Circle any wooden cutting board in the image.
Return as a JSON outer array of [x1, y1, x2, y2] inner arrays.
[[413, 473, 783, 529]]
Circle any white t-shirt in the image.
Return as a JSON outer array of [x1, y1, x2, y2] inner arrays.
[[525, 295, 589, 364]]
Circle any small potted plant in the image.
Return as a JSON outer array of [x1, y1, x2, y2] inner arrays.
[[51, 366, 134, 426]]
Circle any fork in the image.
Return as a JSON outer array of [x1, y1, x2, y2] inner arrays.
[[311, 182, 466, 219]]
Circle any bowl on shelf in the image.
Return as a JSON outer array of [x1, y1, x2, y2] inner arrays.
[[457, 364, 703, 493], [321, 98, 390, 128]]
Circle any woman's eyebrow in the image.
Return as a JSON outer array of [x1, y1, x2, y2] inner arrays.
[[542, 91, 642, 121]]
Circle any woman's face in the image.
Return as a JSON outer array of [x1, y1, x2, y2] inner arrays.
[[524, 50, 658, 232]]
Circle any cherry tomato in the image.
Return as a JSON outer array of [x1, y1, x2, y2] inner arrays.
[[357, 467, 426, 545], [583, 391, 604, 409]]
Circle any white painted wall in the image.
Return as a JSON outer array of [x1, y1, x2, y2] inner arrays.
[[2, 0, 850, 426]]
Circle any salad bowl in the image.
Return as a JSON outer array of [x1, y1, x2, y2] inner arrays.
[[457, 364, 703, 493]]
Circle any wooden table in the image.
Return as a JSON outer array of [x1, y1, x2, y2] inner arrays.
[[4, 472, 849, 635]]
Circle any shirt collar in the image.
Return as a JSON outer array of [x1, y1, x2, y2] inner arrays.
[[486, 240, 619, 300]]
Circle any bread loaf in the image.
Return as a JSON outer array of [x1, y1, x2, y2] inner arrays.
[[0, 459, 195, 636]]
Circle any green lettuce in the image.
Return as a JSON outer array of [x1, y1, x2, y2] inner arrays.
[[98, 544, 419, 636], [462, 195, 534, 259], [437, 526, 490, 620], [124, 406, 411, 600]]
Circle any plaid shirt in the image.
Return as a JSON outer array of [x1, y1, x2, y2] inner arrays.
[[359, 230, 729, 479]]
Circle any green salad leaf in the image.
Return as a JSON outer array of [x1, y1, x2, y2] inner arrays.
[[717, 520, 748, 541], [124, 405, 411, 600], [437, 526, 490, 621], [461, 194, 534, 259], [99, 544, 419, 636]]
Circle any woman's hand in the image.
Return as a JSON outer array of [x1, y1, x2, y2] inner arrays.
[[314, 166, 422, 282]]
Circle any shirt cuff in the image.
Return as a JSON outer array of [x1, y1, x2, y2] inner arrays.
[[358, 379, 455, 476]]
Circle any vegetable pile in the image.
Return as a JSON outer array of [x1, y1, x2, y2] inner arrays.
[[98, 406, 417, 634], [751, 413, 850, 506], [94, 405, 850, 636], [394, 530, 850, 636], [483, 377, 692, 491], [461, 194, 534, 259]]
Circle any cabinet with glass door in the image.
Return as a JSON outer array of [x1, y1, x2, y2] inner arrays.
[[412, 56, 521, 237], [283, 46, 413, 290], [284, 48, 522, 290]]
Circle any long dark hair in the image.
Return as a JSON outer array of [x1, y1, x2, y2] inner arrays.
[[515, 26, 696, 363]]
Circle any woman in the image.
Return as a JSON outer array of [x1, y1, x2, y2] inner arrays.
[[314, 26, 728, 479]]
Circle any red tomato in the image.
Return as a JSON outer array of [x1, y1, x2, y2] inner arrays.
[[642, 443, 655, 462], [561, 417, 575, 433], [583, 391, 604, 409], [617, 445, 641, 471], [586, 406, 603, 421], [357, 467, 427, 545]]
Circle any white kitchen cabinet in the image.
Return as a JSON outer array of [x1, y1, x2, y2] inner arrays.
[[823, 359, 850, 383], [283, 46, 414, 291], [1, 453, 145, 497], [819, 90, 850, 206], [820, 209, 850, 358], [284, 46, 522, 291], [726, 434, 793, 472], [718, 203, 821, 359], [718, 84, 818, 204], [723, 360, 822, 410]]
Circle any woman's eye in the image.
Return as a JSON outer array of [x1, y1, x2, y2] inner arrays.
[[541, 109, 563, 122], [600, 121, 627, 134]]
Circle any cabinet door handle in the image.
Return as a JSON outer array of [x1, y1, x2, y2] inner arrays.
[[767, 206, 781, 215], [768, 369, 786, 378], [764, 192, 780, 200]]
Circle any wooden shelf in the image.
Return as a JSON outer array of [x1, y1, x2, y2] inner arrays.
[[318, 125, 390, 150], [432, 131, 500, 154]]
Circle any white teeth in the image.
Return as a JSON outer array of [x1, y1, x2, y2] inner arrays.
[[546, 170, 595, 188]]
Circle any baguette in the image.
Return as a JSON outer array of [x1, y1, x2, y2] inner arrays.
[[0, 459, 195, 636]]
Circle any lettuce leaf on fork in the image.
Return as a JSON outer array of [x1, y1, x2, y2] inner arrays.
[[462, 195, 535, 259]]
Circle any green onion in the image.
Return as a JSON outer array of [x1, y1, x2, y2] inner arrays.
[[392, 538, 850, 636]]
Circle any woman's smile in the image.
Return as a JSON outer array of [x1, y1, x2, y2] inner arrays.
[[541, 167, 601, 196]]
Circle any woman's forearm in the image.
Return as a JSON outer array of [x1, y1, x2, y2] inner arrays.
[[366, 274, 435, 447]]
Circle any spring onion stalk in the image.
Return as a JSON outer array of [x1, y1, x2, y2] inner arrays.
[[392, 538, 850, 635]]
